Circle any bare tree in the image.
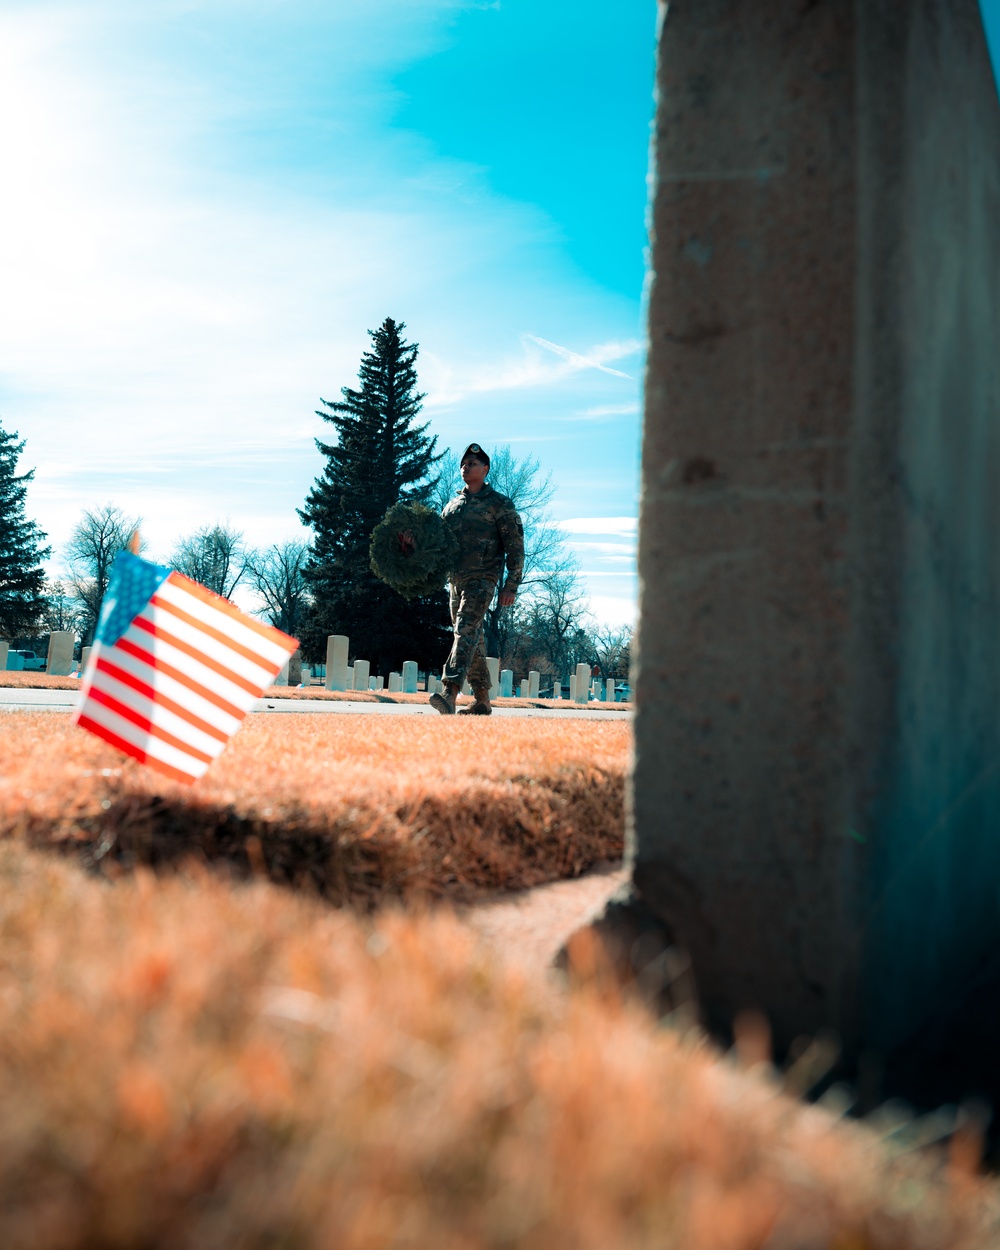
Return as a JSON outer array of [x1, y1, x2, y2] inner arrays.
[[65, 504, 143, 643], [171, 523, 246, 599], [244, 541, 312, 637], [591, 622, 633, 679], [42, 579, 87, 637], [525, 571, 591, 675]]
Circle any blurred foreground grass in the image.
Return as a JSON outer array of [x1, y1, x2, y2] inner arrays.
[[0, 713, 625, 904], [0, 843, 996, 1249]]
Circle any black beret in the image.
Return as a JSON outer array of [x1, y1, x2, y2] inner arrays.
[[461, 443, 490, 468]]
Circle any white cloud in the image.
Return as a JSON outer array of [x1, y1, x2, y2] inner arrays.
[[568, 544, 636, 561], [567, 402, 641, 421], [421, 334, 641, 409], [523, 335, 640, 380], [559, 517, 638, 536], [587, 594, 637, 626]]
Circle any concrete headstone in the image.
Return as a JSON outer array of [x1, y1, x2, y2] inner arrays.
[[574, 664, 589, 704], [353, 660, 370, 692], [0, 641, 7, 672], [500, 669, 513, 698], [325, 635, 349, 692], [590, 0, 1000, 1070], [487, 656, 500, 699], [401, 661, 418, 694], [528, 670, 540, 698], [46, 631, 74, 677]]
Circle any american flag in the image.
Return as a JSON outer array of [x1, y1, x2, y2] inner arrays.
[[74, 551, 299, 783]]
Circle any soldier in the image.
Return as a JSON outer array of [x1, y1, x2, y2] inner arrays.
[[429, 443, 523, 715]]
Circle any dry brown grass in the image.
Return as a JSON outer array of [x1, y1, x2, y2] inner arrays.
[[0, 672, 81, 689], [0, 712, 626, 904], [0, 841, 996, 1250]]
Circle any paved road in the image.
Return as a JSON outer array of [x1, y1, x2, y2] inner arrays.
[[0, 687, 631, 720]]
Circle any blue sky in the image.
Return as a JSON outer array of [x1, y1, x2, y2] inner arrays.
[[0, 0, 656, 625], [2, 1, 999, 626]]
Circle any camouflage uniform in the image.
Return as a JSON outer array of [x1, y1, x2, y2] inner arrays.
[[440, 483, 524, 687]]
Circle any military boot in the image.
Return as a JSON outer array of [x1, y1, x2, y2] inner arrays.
[[429, 681, 460, 715], [458, 685, 493, 716]]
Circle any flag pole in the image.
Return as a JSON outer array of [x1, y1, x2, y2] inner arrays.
[[129, 529, 141, 555]]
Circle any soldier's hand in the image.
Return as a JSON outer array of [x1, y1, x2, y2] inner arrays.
[[498, 589, 516, 608], [397, 529, 416, 556]]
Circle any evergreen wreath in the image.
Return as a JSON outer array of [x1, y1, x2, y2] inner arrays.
[[369, 502, 458, 599]]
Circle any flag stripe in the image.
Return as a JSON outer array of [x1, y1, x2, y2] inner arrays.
[[93, 667, 229, 759], [77, 712, 151, 768], [143, 602, 275, 686], [120, 623, 261, 708], [107, 639, 244, 732], [77, 710, 203, 785], [96, 657, 230, 744], [116, 636, 248, 721], [158, 576, 294, 666], [88, 685, 216, 766], [128, 621, 261, 699], [166, 571, 298, 650], [151, 592, 281, 671]]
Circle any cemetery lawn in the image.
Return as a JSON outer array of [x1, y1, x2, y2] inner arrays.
[[0, 712, 625, 904], [0, 841, 997, 1249], [0, 672, 633, 708]]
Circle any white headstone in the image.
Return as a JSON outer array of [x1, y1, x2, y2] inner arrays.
[[46, 631, 75, 677], [606, 679, 616, 703], [353, 659, 370, 692], [0, 640, 7, 672], [388, 672, 401, 692], [575, 663, 590, 704], [487, 656, 500, 698], [553, 680, 561, 700], [301, 665, 312, 683], [569, 674, 577, 701], [376, 676, 384, 691], [80, 645, 93, 676], [519, 678, 529, 698], [402, 661, 418, 694], [528, 670, 540, 698], [325, 635, 349, 691], [500, 669, 513, 697], [272, 659, 290, 686]]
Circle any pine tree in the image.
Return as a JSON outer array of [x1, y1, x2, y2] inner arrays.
[[298, 318, 450, 670], [0, 419, 51, 638]]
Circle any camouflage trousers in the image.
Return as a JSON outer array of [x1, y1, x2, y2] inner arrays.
[[442, 577, 495, 689]]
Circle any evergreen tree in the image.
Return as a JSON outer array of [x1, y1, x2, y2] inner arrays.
[[0, 419, 51, 638], [298, 318, 450, 670]]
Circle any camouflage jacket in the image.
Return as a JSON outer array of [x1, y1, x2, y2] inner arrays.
[[441, 483, 525, 592]]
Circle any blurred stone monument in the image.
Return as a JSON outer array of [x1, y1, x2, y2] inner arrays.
[[46, 632, 74, 677], [593, 0, 1000, 1069], [325, 635, 349, 692]]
